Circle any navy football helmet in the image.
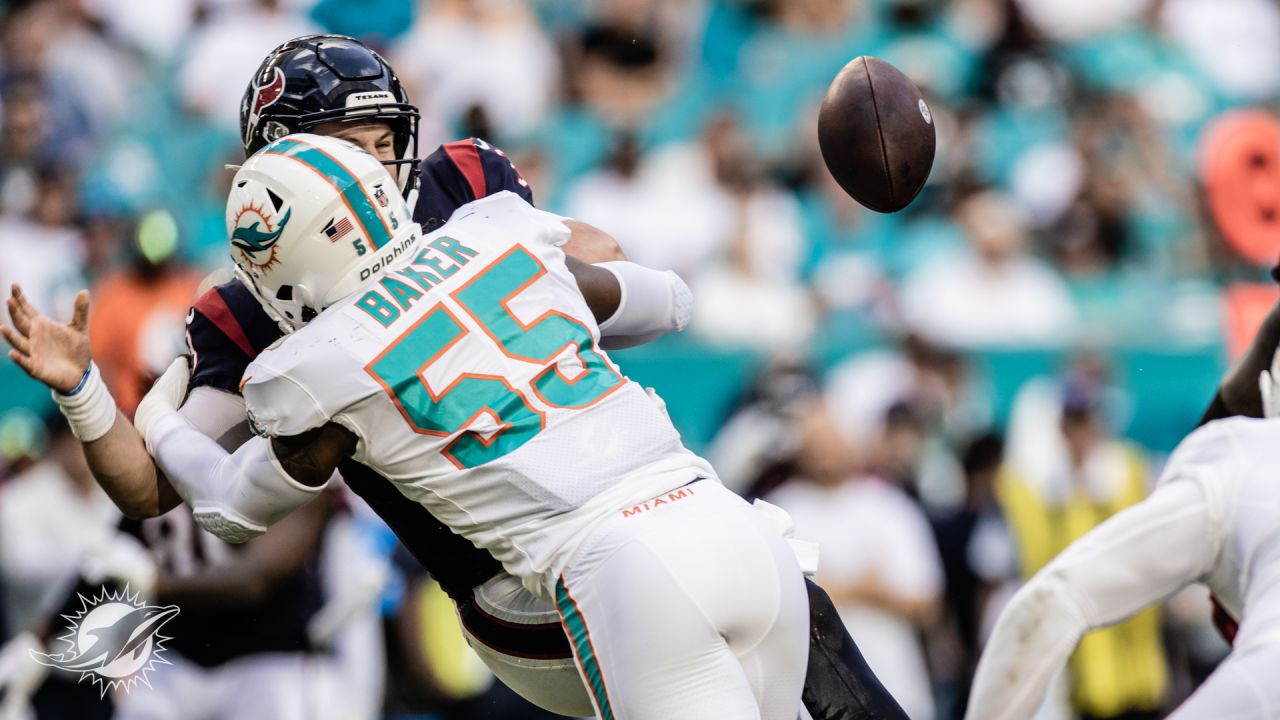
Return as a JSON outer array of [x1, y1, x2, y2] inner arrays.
[[240, 35, 420, 194]]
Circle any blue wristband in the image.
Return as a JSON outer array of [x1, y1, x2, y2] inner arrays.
[[61, 364, 92, 397]]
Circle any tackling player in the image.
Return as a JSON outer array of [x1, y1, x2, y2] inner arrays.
[[146, 134, 810, 719]]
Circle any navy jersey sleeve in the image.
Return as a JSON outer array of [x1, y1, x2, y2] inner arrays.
[[413, 137, 535, 231], [186, 280, 285, 394]]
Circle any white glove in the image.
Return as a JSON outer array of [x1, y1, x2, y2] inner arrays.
[[1260, 347, 1280, 419], [0, 632, 48, 720], [134, 356, 191, 441], [81, 532, 158, 599]]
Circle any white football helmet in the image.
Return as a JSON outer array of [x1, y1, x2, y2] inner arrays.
[[226, 133, 420, 330]]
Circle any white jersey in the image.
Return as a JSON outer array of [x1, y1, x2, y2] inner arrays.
[[241, 192, 713, 595], [1163, 416, 1280, 652]]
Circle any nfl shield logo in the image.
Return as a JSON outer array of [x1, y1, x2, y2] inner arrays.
[[374, 187, 389, 208]]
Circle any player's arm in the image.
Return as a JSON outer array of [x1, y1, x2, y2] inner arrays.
[[137, 359, 352, 543], [2, 284, 183, 518], [558, 222, 692, 349], [154, 497, 330, 609], [966, 475, 1221, 720]]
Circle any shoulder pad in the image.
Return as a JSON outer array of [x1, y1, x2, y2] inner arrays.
[[454, 191, 569, 248], [414, 137, 534, 231], [240, 326, 371, 438], [187, 280, 285, 394]]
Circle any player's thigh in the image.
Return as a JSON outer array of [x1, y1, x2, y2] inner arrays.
[[559, 482, 808, 719], [730, 515, 810, 720], [1167, 645, 1280, 719], [559, 538, 763, 720], [460, 572, 594, 718]]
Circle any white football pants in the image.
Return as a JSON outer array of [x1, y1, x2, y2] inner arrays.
[[553, 479, 809, 720]]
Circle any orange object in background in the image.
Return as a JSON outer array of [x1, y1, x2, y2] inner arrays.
[[1200, 110, 1280, 267], [90, 270, 200, 417], [1224, 283, 1280, 361]]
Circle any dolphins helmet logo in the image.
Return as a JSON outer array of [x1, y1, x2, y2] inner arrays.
[[244, 66, 286, 146], [232, 200, 291, 273], [30, 587, 180, 697]]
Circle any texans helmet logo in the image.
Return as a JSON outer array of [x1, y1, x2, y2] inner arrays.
[[245, 67, 286, 146]]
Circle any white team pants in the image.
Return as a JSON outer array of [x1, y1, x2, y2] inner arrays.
[[552, 479, 809, 720]]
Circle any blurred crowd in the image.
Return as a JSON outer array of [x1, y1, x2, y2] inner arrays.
[[2, 0, 1278, 718]]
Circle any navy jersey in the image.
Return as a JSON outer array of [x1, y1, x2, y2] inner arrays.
[[186, 137, 528, 602], [413, 137, 533, 231]]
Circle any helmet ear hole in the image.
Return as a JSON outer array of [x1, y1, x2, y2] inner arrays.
[[275, 285, 294, 301]]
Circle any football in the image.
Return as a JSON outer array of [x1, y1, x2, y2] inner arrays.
[[817, 56, 936, 213]]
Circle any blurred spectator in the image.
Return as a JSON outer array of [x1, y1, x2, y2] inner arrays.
[[0, 165, 86, 325], [900, 189, 1078, 347], [767, 399, 943, 720], [1014, 0, 1149, 43], [79, 0, 198, 61], [1159, 0, 1280, 102], [179, 0, 321, 130], [566, 115, 814, 350], [88, 210, 201, 417], [0, 77, 53, 216], [928, 433, 1016, 717], [0, 419, 117, 637], [707, 359, 819, 497], [825, 334, 979, 449], [998, 366, 1169, 719], [567, 3, 669, 127], [393, 0, 558, 143]]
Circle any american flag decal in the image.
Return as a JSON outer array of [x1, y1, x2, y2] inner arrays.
[[323, 217, 354, 242]]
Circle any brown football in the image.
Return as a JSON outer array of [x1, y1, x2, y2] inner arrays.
[[818, 56, 936, 213]]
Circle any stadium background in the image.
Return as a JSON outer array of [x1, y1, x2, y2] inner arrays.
[[0, 0, 1277, 718]]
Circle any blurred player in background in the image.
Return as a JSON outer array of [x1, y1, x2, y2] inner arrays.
[[966, 401, 1280, 718]]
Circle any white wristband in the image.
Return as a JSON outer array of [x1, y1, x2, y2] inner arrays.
[[52, 362, 118, 442]]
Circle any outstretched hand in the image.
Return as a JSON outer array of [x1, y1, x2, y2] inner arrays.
[[1, 284, 92, 394]]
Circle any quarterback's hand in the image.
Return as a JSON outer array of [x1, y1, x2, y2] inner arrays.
[[1260, 346, 1280, 419], [1, 284, 91, 394], [134, 356, 191, 442]]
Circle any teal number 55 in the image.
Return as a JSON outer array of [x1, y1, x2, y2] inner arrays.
[[366, 246, 622, 469]]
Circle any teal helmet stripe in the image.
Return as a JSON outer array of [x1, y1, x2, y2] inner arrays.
[[265, 138, 394, 250]]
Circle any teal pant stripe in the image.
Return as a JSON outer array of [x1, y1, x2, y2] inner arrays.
[[266, 138, 393, 250], [555, 578, 615, 720]]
